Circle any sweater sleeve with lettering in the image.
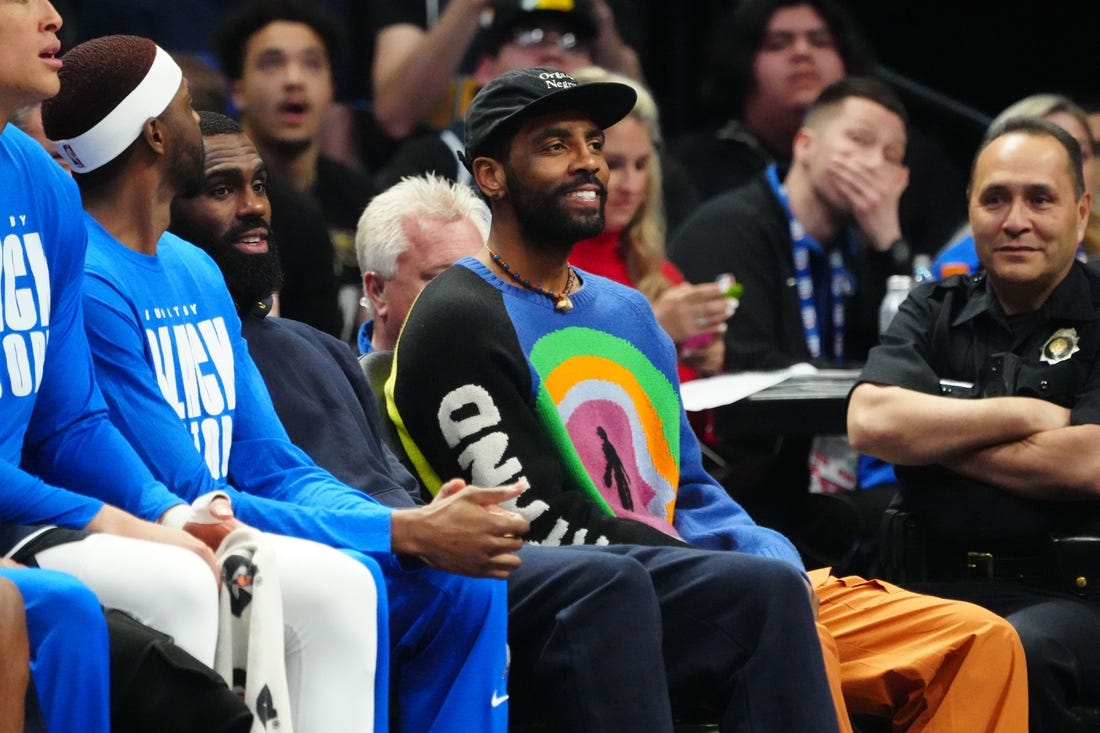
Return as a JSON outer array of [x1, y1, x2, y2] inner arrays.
[[390, 259, 803, 567], [81, 226, 394, 554]]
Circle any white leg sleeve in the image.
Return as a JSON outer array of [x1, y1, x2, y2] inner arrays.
[[35, 534, 219, 666], [263, 533, 377, 733]]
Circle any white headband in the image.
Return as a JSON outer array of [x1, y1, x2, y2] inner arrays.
[[53, 45, 183, 173]]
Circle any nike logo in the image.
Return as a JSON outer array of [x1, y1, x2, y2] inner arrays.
[[491, 691, 509, 708]]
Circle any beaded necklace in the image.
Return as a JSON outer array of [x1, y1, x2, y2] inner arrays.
[[487, 247, 577, 311]]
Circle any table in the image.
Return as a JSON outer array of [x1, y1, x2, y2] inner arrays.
[[701, 368, 861, 437]]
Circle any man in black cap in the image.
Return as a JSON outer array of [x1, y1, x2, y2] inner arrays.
[[391, 66, 1032, 732], [370, 0, 641, 141], [171, 108, 822, 733], [392, 65, 844, 733], [374, 0, 642, 191]]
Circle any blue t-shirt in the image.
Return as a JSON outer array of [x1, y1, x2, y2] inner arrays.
[[0, 124, 181, 537], [81, 225, 395, 554]]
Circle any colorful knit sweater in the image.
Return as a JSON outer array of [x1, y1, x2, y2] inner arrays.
[[389, 258, 803, 567]]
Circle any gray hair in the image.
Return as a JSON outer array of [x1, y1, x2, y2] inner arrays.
[[355, 174, 490, 312], [990, 94, 1091, 137]]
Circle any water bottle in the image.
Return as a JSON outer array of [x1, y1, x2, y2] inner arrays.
[[879, 274, 912, 336]]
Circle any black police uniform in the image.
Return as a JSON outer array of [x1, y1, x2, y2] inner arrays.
[[857, 261, 1100, 732]]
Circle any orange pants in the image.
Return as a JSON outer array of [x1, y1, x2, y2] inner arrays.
[[809, 569, 1028, 732]]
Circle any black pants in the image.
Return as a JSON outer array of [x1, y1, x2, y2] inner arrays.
[[508, 544, 838, 732], [911, 580, 1100, 733]]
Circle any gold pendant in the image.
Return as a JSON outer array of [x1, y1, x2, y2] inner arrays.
[[555, 295, 574, 312]]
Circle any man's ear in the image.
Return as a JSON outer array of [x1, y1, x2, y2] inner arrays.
[[1077, 190, 1093, 244], [144, 117, 166, 155], [792, 126, 814, 161], [473, 157, 506, 201], [364, 272, 387, 318]]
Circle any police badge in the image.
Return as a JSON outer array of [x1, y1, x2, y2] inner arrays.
[[1040, 327, 1080, 365]]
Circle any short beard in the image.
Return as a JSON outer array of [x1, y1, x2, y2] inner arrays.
[[505, 163, 607, 257]]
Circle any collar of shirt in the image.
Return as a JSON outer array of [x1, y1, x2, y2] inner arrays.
[[951, 262, 1100, 328]]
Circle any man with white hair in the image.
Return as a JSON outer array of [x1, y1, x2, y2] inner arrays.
[[356, 173, 488, 354]]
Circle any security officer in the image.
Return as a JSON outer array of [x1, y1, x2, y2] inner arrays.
[[848, 115, 1100, 732]]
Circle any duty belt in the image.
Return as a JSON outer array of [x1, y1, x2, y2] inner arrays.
[[926, 548, 1052, 587], [962, 551, 1050, 585]]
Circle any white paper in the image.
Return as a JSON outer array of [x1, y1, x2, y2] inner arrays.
[[680, 363, 818, 412]]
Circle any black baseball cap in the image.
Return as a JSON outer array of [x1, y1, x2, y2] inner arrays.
[[481, 0, 599, 51], [464, 66, 637, 162]]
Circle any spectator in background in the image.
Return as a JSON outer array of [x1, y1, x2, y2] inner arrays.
[[669, 0, 964, 258], [216, 0, 376, 342], [1083, 97, 1100, 155], [1083, 97, 1100, 260], [76, 0, 368, 168], [933, 94, 1100, 277], [671, 76, 909, 372], [374, 1, 674, 214], [669, 77, 909, 569], [370, 0, 642, 142], [570, 66, 732, 380]]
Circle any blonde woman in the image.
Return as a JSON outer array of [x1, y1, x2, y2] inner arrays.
[[571, 66, 736, 379]]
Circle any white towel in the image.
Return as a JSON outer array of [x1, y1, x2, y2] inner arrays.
[[215, 528, 294, 733]]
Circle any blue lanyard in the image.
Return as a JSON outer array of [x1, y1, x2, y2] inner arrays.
[[764, 164, 854, 362]]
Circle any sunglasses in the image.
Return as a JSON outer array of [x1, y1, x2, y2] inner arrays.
[[509, 26, 584, 52]]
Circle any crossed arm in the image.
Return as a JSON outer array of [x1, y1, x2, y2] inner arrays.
[[848, 382, 1100, 499]]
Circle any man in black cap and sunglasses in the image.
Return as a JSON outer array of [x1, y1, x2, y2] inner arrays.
[[374, 0, 643, 191]]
